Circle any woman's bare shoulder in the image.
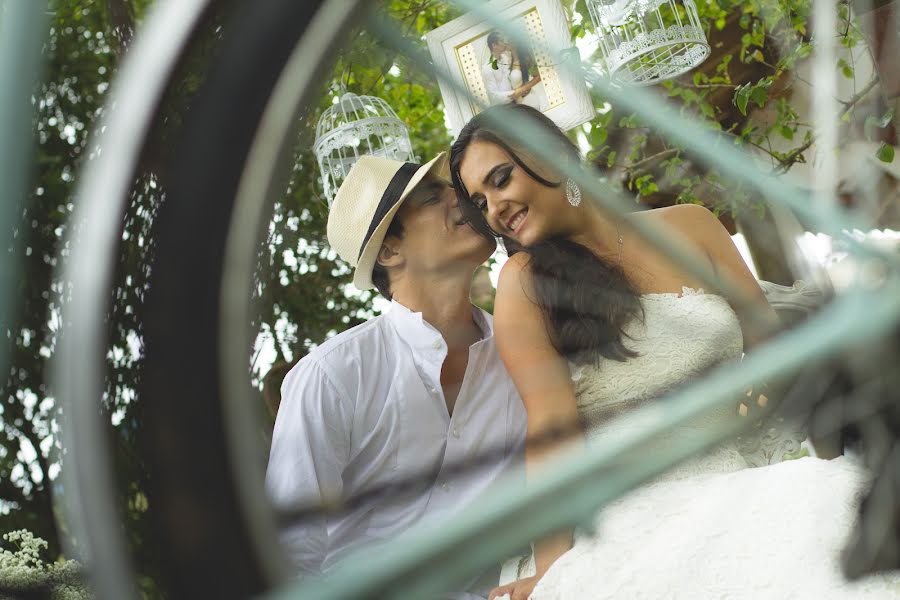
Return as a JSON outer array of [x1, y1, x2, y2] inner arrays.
[[630, 203, 717, 227], [628, 204, 723, 245], [496, 252, 536, 299]]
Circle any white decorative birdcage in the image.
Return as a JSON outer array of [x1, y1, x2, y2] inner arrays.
[[314, 92, 415, 205], [587, 0, 710, 86]]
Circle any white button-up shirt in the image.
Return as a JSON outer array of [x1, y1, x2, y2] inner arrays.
[[266, 300, 527, 594]]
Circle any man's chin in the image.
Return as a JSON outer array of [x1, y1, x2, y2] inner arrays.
[[454, 240, 496, 270], [474, 237, 498, 262]]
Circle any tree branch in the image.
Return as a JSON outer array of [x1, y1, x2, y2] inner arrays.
[[682, 82, 738, 89], [774, 136, 815, 174], [839, 76, 881, 112], [18, 422, 51, 495], [770, 75, 881, 173], [626, 148, 680, 172]]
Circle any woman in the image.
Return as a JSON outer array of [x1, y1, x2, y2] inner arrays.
[[506, 38, 544, 110], [449, 104, 897, 599]]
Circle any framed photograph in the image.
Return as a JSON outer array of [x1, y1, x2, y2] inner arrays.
[[425, 0, 595, 137]]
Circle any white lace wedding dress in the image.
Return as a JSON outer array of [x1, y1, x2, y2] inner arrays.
[[508, 67, 547, 112], [504, 289, 899, 599]]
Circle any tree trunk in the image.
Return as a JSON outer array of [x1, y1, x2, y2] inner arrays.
[[854, 0, 900, 99], [735, 207, 797, 285], [105, 0, 135, 51]]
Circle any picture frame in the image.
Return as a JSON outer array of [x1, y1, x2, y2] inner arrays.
[[425, 0, 595, 137]]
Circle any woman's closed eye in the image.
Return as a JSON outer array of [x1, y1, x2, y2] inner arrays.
[[493, 164, 513, 188]]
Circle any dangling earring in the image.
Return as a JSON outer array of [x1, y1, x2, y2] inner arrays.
[[565, 178, 581, 207]]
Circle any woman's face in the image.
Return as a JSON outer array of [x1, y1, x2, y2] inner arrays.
[[458, 139, 570, 247]]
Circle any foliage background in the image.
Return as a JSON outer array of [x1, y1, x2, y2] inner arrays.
[[1, 0, 895, 596]]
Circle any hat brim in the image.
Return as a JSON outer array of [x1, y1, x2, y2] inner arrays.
[[352, 152, 449, 290]]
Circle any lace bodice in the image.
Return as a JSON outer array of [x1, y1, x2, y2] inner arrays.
[[570, 288, 800, 476], [571, 287, 742, 426]]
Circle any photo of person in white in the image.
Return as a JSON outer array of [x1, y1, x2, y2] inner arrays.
[[480, 30, 547, 111]]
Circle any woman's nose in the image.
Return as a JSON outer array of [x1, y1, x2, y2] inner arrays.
[[485, 195, 504, 229]]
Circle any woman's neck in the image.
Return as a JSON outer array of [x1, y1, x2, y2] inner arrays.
[[569, 204, 623, 258]]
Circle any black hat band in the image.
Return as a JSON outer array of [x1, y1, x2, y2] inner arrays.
[[358, 161, 419, 260]]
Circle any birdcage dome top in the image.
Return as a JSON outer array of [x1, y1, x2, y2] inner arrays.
[[315, 92, 404, 141], [588, 0, 710, 86], [313, 92, 415, 205]]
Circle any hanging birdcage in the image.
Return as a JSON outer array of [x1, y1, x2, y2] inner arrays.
[[587, 0, 710, 86], [314, 92, 415, 205]]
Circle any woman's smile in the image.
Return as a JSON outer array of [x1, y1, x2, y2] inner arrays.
[[505, 207, 528, 235]]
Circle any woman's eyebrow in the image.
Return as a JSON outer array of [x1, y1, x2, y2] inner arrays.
[[482, 162, 510, 184]]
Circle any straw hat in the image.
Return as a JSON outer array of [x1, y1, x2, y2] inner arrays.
[[327, 152, 449, 290]]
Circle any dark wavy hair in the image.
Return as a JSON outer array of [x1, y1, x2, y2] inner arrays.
[[512, 40, 535, 85], [450, 103, 642, 366]]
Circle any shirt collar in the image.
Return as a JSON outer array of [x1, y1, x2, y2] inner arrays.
[[387, 299, 494, 354]]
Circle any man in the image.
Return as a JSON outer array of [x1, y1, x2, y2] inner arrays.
[[265, 153, 527, 597]]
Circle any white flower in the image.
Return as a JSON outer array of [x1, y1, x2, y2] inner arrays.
[[0, 529, 92, 599]]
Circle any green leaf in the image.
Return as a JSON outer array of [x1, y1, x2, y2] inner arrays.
[[733, 84, 750, 116], [739, 123, 756, 140], [634, 174, 659, 196], [779, 124, 794, 140], [876, 143, 895, 163], [717, 55, 733, 73], [618, 114, 639, 128], [837, 58, 853, 79], [606, 150, 618, 168], [749, 80, 770, 109]]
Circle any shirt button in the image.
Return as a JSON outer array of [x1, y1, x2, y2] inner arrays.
[[428, 386, 437, 394], [431, 340, 441, 349], [441, 482, 450, 491], [452, 428, 460, 438]]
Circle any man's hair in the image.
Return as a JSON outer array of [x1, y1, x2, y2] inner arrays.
[[371, 216, 404, 299], [486, 31, 504, 52]]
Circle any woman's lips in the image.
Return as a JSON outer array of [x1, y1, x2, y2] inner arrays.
[[506, 208, 527, 235]]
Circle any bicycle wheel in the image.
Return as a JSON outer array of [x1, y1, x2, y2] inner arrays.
[[58, 0, 361, 597]]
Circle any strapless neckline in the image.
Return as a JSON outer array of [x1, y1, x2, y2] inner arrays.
[[640, 286, 710, 299]]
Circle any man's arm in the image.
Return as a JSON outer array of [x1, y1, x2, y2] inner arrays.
[[265, 358, 353, 575]]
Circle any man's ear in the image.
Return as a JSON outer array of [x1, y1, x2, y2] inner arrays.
[[376, 238, 403, 268]]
